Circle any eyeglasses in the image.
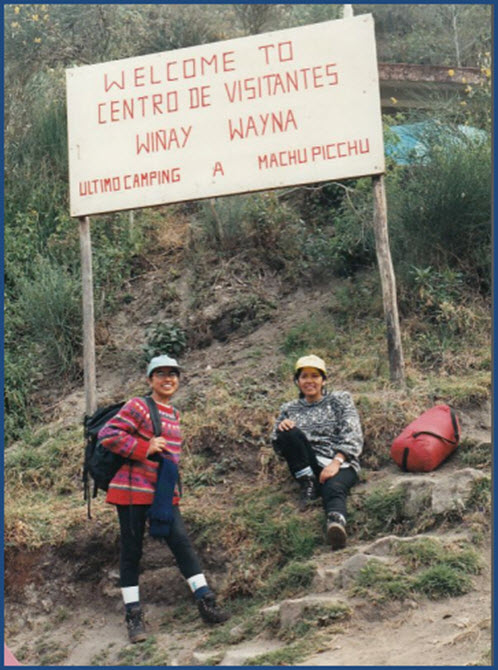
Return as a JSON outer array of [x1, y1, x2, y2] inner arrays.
[[153, 370, 179, 379]]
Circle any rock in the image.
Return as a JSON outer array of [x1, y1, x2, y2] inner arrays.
[[431, 468, 484, 515], [312, 566, 341, 592], [228, 624, 245, 639], [340, 553, 386, 587], [390, 468, 485, 518], [365, 536, 399, 556], [279, 595, 347, 627], [396, 477, 434, 518]]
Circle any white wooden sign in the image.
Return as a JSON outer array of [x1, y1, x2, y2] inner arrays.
[[66, 14, 385, 217]]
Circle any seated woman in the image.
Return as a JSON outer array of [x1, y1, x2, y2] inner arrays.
[[271, 354, 363, 550]]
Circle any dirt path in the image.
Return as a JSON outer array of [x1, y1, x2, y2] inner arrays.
[[6, 539, 491, 667], [298, 573, 491, 666]]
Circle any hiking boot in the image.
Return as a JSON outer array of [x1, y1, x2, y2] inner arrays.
[[197, 593, 230, 624], [326, 512, 347, 550], [298, 476, 319, 510], [125, 605, 147, 643]]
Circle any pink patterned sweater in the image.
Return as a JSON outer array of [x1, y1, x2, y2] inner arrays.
[[98, 396, 182, 506]]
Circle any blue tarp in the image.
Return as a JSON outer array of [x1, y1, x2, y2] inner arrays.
[[385, 121, 488, 165]]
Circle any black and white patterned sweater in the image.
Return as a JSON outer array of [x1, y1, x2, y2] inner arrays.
[[271, 391, 363, 474]]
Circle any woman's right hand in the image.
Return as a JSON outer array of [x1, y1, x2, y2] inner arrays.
[[277, 419, 296, 432], [146, 436, 167, 457]]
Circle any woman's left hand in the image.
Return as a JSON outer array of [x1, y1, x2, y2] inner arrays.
[[319, 459, 341, 484]]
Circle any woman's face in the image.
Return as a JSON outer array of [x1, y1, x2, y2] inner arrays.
[[297, 367, 325, 402], [148, 366, 180, 402]]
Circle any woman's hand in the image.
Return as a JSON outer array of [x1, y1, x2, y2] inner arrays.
[[277, 418, 296, 432], [319, 459, 341, 484], [146, 436, 167, 457]]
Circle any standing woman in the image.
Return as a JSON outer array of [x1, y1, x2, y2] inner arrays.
[[98, 355, 229, 644], [271, 355, 363, 550]]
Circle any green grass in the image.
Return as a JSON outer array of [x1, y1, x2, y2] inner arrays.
[[458, 439, 492, 469], [280, 316, 338, 359], [243, 641, 310, 666], [233, 489, 323, 566], [200, 602, 272, 649], [394, 537, 445, 568], [116, 636, 167, 666], [240, 602, 350, 666], [260, 561, 316, 600], [33, 637, 70, 665], [353, 539, 482, 603], [349, 485, 408, 539], [5, 425, 82, 491], [352, 559, 412, 601], [467, 477, 492, 511], [413, 564, 473, 598]]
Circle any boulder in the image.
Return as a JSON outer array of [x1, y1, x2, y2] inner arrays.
[[431, 468, 484, 515]]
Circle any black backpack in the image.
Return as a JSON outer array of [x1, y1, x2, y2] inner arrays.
[[83, 396, 162, 518]]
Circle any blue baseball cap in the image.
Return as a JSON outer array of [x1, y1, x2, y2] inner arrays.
[[147, 355, 182, 377]]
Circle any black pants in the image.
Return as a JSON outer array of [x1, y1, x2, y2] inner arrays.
[[117, 504, 202, 587], [275, 427, 358, 521]]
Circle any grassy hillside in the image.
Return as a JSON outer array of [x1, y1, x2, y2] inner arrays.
[[4, 248, 491, 664]]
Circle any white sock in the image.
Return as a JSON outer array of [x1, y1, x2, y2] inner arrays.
[[187, 574, 208, 593], [295, 466, 314, 478], [122, 585, 139, 605]]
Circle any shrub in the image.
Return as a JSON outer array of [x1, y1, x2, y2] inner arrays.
[[15, 257, 83, 378], [188, 192, 307, 275], [4, 345, 41, 443], [313, 122, 492, 293], [142, 322, 187, 360], [280, 317, 337, 359], [303, 178, 377, 278], [388, 128, 491, 293]]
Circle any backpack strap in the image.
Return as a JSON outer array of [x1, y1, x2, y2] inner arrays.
[[144, 396, 162, 437]]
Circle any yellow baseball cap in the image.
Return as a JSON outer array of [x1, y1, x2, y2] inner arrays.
[[294, 354, 327, 376]]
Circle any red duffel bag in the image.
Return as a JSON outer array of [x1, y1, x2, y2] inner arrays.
[[391, 404, 460, 472]]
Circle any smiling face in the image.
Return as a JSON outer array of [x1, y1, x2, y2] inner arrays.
[[148, 366, 180, 403], [297, 367, 325, 403]]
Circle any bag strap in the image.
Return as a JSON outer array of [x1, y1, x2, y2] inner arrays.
[[412, 430, 458, 446], [449, 405, 460, 443], [144, 396, 162, 437], [412, 406, 460, 446]]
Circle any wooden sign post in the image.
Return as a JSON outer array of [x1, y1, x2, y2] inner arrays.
[[78, 216, 98, 416], [372, 175, 405, 385]]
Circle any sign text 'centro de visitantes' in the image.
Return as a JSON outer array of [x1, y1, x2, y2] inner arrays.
[[66, 14, 385, 217]]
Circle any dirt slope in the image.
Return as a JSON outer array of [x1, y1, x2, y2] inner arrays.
[[4, 272, 492, 667]]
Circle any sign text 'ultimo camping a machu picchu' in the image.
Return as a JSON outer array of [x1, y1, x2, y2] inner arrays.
[[66, 14, 385, 217]]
